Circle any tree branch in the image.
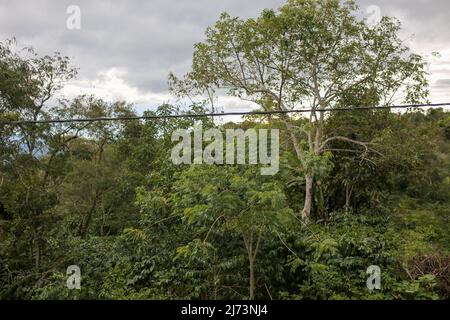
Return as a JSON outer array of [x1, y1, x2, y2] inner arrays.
[[319, 136, 383, 157]]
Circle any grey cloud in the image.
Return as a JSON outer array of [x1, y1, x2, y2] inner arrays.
[[434, 79, 450, 89], [357, 0, 450, 48], [1, 0, 286, 95], [0, 0, 449, 101]]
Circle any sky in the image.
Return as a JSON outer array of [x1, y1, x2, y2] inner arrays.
[[0, 0, 449, 114]]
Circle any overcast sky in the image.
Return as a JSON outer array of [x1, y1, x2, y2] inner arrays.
[[0, 0, 449, 113]]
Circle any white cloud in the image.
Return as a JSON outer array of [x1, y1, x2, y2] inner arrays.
[[428, 49, 450, 102], [1, 0, 449, 112], [61, 68, 172, 105]]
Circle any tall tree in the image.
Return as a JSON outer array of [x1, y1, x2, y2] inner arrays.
[[170, 0, 429, 223]]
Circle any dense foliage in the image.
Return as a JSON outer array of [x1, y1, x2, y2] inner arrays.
[[1, 0, 449, 300]]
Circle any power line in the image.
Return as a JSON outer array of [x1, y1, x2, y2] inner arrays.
[[1, 102, 449, 125]]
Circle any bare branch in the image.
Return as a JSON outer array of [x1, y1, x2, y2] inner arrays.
[[319, 136, 383, 157]]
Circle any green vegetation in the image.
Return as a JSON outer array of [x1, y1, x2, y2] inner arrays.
[[0, 0, 449, 300]]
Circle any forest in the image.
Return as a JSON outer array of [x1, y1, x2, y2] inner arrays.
[[0, 0, 449, 300]]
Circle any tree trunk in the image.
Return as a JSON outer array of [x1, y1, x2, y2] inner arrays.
[[244, 233, 259, 300], [345, 185, 352, 213], [302, 174, 314, 224], [80, 190, 100, 238], [34, 239, 40, 270], [249, 258, 255, 300]]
